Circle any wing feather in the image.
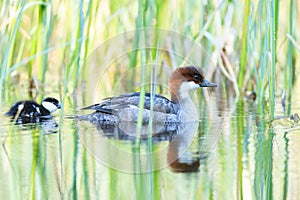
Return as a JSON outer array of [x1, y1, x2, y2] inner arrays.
[[81, 92, 180, 115]]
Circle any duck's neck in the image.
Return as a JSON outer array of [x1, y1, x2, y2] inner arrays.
[[180, 96, 199, 121], [170, 89, 199, 122]]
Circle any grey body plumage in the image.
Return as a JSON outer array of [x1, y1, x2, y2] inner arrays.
[[79, 92, 181, 124]]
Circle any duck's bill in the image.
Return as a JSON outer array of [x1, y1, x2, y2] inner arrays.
[[199, 79, 218, 87]]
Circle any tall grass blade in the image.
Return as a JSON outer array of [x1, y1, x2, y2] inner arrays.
[[30, 131, 39, 199], [236, 100, 244, 200], [72, 0, 85, 89], [39, 1, 54, 86], [282, 133, 289, 200], [284, 0, 295, 116], [269, 0, 279, 120], [238, 0, 250, 91], [0, 0, 26, 99]]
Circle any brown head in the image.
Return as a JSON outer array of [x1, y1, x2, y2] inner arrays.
[[169, 66, 217, 102]]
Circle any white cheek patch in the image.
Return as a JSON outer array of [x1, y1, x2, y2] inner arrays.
[[42, 102, 58, 113], [182, 81, 200, 90], [179, 82, 200, 99]]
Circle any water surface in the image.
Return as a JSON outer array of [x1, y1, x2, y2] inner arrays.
[[0, 86, 300, 200]]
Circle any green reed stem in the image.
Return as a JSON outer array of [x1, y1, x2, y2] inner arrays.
[[36, 136, 48, 199], [32, 3, 44, 100], [253, 119, 264, 199], [0, 1, 26, 99], [134, 0, 146, 146], [283, 132, 289, 200], [285, 0, 295, 116], [57, 64, 68, 197], [72, 0, 85, 89], [81, 0, 93, 105], [265, 130, 274, 200], [30, 131, 39, 200], [135, 50, 146, 145], [70, 130, 79, 199], [82, 135, 91, 199], [269, 0, 279, 120], [40, 1, 53, 86], [236, 100, 244, 200], [238, 0, 250, 91]]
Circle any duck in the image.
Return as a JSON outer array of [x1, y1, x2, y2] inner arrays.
[[5, 97, 61, 119], [79, 66, 217, 124]]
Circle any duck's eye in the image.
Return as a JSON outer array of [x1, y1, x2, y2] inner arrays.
[[193, 74, 200, 81]]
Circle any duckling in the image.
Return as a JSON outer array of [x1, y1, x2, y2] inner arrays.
[[5, 97, 61, 119]]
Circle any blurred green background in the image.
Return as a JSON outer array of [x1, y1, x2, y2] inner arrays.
[[1, 0, 299, 115]]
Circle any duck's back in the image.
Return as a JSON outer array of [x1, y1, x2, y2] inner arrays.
[[6, 100, 44, 118]]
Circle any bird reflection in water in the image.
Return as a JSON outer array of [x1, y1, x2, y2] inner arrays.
[[9, 118, 59, 134], [90, 121, 178, 142], [83, 118, 221, 173], [167, 122, 200, 172]]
